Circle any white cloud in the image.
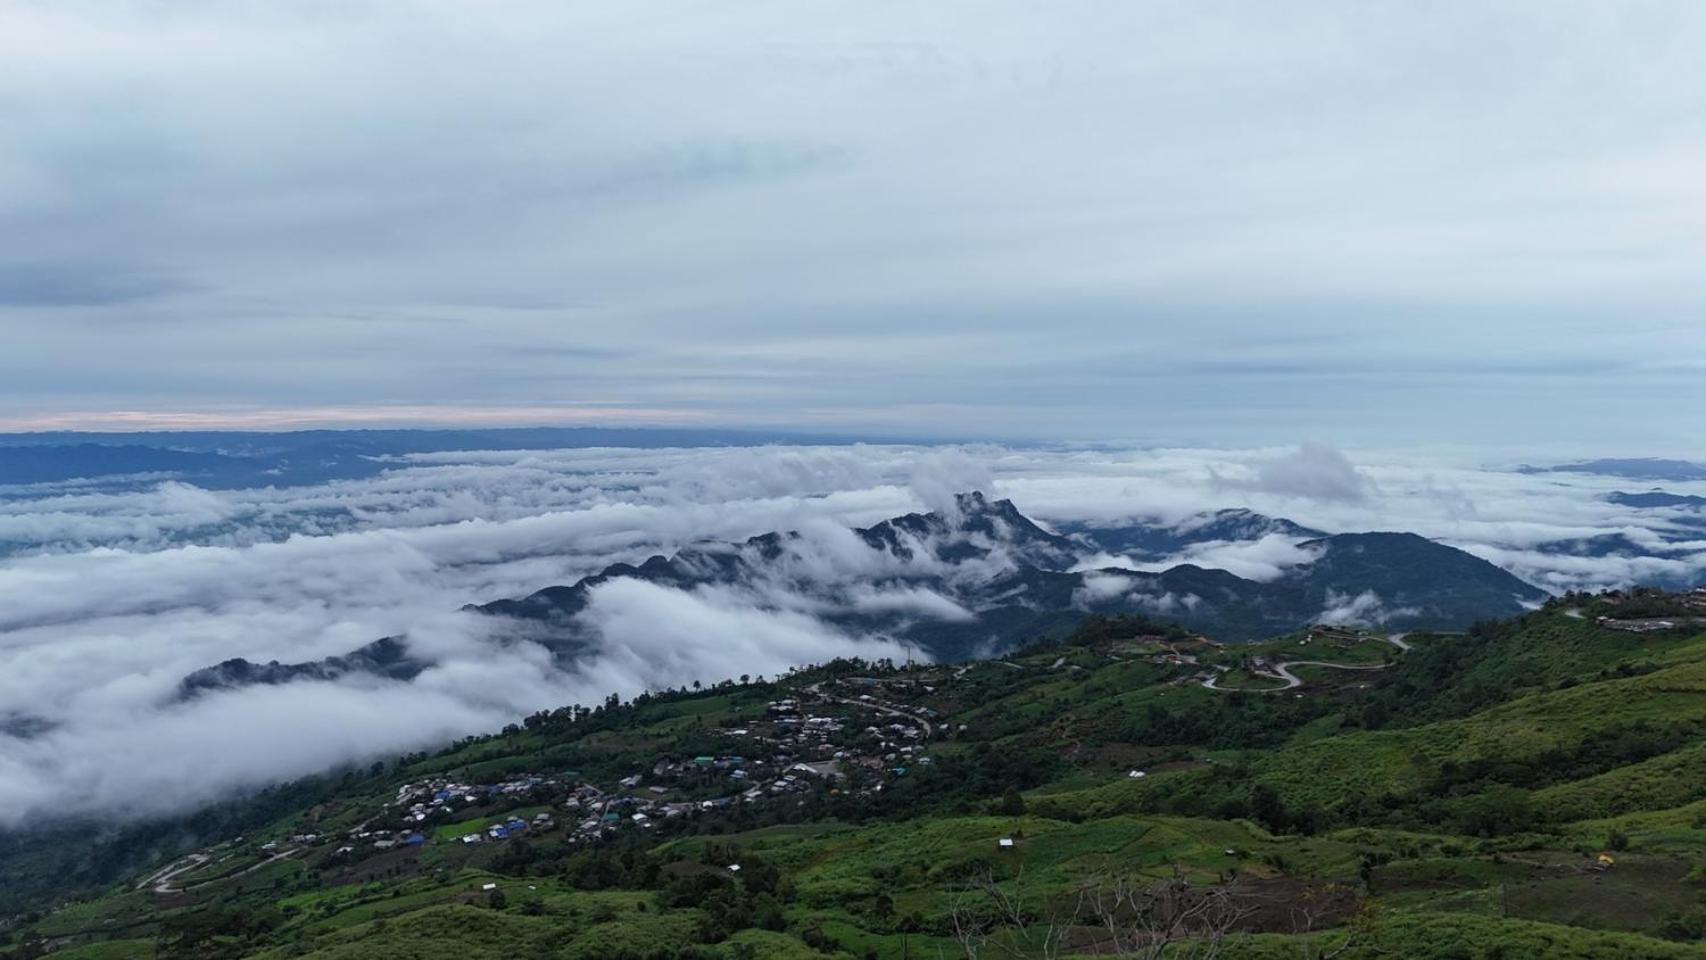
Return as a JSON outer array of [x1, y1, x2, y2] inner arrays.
[[1072, 572, 1135, 608], [847, 585, 976, 622], [2, 440, 1704, 824], [579, 579, 915, 683], [1135, 590, 1202, 616], [908, 449, 997, 519], [1141, 534, 1322, 583], [1317, 589, 1404, 627], [1216, 444, 1374, 504]]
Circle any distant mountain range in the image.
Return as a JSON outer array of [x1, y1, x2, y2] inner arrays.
[[175, 493, 1548, 697], [1511, 490, 1706, 587], [461, 493, 1548, 656], [1609, 490, 1706, 509], [1521, 457, 1706, 482], [0, 427, 905, 491]]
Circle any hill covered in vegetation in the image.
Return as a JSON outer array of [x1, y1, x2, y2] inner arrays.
[[9, 587, 1706, 959]]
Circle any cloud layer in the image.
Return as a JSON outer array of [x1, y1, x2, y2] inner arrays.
[[1, 441, 1704, 825]]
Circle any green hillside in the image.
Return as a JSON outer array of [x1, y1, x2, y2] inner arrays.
[[9, 589, 1706, 960]]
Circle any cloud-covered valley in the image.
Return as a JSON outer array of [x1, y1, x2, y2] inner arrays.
[[1, 441, 1703, 826]]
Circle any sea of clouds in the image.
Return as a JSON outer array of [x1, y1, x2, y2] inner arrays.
[[1, 442, 1703, 826]]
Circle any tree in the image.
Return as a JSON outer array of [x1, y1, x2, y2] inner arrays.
[[1251, 784, 1288, 833], [999, 787, 1027, 816], [1290, 895, 1379, 959]]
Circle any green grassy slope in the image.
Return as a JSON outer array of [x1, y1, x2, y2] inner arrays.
[[10, 595, 1706, 959]]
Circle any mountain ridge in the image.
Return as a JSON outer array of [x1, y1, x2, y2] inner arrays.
[[174, 493, 1547, 698]]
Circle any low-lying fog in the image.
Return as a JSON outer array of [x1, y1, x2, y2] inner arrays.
[[2, 443, 1702, 825]]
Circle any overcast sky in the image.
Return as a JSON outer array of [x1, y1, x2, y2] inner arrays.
[[4, 2, 1705, 450]]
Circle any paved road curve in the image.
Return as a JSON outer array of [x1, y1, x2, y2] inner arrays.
[[1202, 658, 1393, 693]]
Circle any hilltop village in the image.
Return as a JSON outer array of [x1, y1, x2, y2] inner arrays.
[[389, 687, 936, 854], [134, 619, 1421, 896], [140, 672, 957, 897]]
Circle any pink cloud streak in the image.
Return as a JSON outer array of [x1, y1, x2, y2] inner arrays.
[[0, 404, 712, 432]]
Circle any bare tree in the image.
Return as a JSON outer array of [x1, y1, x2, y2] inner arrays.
[[947, 862, 1253, 960], [1289, 889, 1378, 960], [1077, 864, 1253, 960], [947, 865, 1075, 960]]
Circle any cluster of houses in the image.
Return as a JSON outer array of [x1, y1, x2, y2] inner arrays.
[[304, 825, 430, 856], [368, 773, 569, 848], [537, 696, 936, 843], [1300, 626, 1369, 647], [459, 811, 554, 845], [1151, 648, 1199, 666], [395, 774, 553, 815], [384, 774, 558, 828], [1244, 654, 1272, 673], [1598, 616, 1699, 633], [1114, 633, 1219, 669], [396, 686, 938, 849], [221, 680, 944, 871], [1593, 588, 1706, 633]]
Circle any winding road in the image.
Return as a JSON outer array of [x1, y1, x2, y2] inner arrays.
[[137, 854, 209, 894], [1201, 658, 1398, 695], [137, 847, 300, 895]]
